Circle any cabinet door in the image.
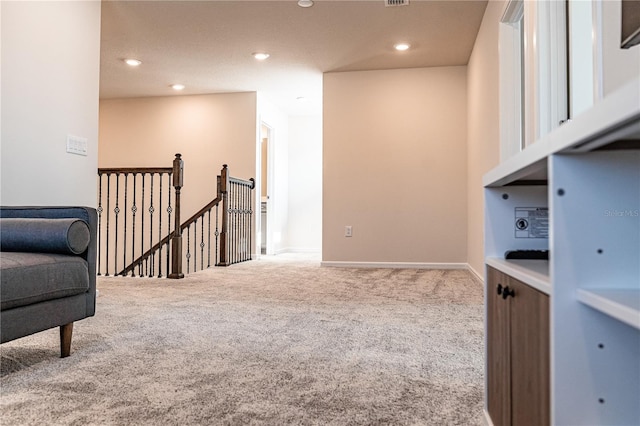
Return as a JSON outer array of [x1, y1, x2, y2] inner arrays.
[[509, 277, 550, 426], [487, 267, 511, 426]]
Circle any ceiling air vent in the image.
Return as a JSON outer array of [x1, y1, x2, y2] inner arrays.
[[385, 0, 409, 7]]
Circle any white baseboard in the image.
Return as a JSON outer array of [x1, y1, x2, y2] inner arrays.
[[466, 263, 484, 283], [320, 261, 468, 269], [483, 409, 494, 426], [275, 247, 321, 255]]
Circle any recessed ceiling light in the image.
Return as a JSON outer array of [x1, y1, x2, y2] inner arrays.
[[298, 0, 314, 7], [124, 58, 142, 67], [253, 52, 270, 61], [171, 84, 185, 91], [394, 43, 411, 51]]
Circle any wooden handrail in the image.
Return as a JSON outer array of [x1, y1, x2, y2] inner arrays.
[[229, 176, 256, 188], [98, 167, 173, 175], [118, 195, 222, 276], [180, 196, 222, 231]]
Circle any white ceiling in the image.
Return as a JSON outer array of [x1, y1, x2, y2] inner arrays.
[[100, 0, 488, 116]]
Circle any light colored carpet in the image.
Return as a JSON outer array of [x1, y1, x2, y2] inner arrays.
[[1, 254, 485, 425]]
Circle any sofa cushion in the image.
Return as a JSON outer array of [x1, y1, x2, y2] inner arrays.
[[0, 218, 90, 255], [0, 252, 89, 311]]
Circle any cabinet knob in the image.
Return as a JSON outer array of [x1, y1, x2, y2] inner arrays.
[[502, 286, 515, 299], [497, 283, 503, 295]]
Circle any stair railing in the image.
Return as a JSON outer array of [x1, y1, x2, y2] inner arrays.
[[218, 164, 255, 266], [179, 164, 255, 272], [98, 159, 254, 278], [97, 153, 183, 278]]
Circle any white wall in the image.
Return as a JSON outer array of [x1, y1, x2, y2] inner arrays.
[[257, 95, 289, 255], [287, 116, 322, 253], [1, 1, 101, 207]]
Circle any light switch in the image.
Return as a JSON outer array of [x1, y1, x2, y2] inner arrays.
[[67, 135, 88, 156]]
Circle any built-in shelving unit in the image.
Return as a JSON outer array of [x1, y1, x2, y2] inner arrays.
[[576, 288, 640, 330], [484, 76, 640, 425]]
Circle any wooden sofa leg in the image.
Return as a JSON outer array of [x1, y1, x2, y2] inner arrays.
[[60, 323, 74, 358]]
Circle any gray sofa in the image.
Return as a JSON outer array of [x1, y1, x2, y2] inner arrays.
[[0, 206, 97, 357]]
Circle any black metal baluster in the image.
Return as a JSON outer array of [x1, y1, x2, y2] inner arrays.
[[123, 174, 128, 275], [105, 173, 111, 276], [245, 184, 249, 261], [200, 215, 205, 270], [131, 174, 137, 277], [235, 182, 239, 264], [233, 182, 237, 264], [239, 183, 243, 262], [228, 183, 232, 265], [149, 173, 155, 277], [215, 205, 219, 266], [243, 184, 247, 261], [237, 183, 241, 262], [186, 224, 191, 273], [97, 173, 103, 275], [249, 184, 253, 261], [207, 209, 212, 268], [247, 184, 250, 260], [241, 184, 245, 261], [239, 183, 244, 262], [243, 184, 248, 261], [167, 173, 172, 277], [229, 182, 233, 265], [194, 221, 199, 272], [231, 182, 235, 264], [193, 218, 197, 272], [158, 173, 163, 277], [141, 173, 145, 276], [114, 173, 120, 275]]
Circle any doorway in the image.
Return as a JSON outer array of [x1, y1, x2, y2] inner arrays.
[[260, 123, 272, 255]]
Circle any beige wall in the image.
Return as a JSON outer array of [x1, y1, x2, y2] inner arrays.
[[1, 1, 101, 207], [99, 93, 257, 221], [323, 67, 467, 264], [466, 1, 504, 277]]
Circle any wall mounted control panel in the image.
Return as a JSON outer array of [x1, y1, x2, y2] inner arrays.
[[66, 134, 88, 156]]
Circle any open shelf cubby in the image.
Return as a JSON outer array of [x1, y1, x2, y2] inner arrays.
[[577, 288, 640, 330]]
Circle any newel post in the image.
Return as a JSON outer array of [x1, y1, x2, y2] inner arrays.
[[218, 164, 230, 266], [168, 153, 185, 278]]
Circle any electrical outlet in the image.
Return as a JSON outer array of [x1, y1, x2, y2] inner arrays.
[[345, 226, 352, 237]]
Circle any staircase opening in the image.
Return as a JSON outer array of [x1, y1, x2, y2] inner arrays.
[[97, 156, 255, 278]]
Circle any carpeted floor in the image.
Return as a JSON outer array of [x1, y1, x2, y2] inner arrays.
[[1, 254, 485, 425]]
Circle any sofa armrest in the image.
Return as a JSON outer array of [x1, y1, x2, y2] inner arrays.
[[0, 206, 98, 316]]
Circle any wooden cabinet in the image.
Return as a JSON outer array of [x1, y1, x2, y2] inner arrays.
[[487, 266, 549, 426]]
